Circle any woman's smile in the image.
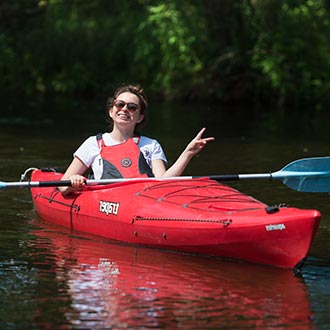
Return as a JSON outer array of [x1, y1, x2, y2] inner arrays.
[[116, 110, 131, 120]]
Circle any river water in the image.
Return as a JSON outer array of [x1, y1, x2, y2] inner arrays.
[[0, 101, 330, 329]]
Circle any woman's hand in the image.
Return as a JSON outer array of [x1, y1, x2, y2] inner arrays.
[[160, 127, 215, 178], [184, 127, 215, 157], [58, 157, 88, 195], [69, 174, 86, 190]]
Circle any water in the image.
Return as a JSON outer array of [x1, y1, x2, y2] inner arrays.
[[1, 102, 330, 329]]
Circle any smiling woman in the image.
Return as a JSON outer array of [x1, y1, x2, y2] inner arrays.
[[58, 83, 214, 195], [106, 84, 149, 135]]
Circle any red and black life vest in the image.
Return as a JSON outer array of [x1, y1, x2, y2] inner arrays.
[[92, 133, 154, 179]]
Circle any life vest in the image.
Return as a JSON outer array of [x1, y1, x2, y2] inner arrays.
[[93, 133, 154, 179]]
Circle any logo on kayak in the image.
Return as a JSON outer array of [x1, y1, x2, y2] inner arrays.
[[265, 223, 286, 231], [99, 200, 120, 216]]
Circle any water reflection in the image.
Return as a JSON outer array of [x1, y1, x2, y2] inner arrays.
[[29, 220, 313, 329]]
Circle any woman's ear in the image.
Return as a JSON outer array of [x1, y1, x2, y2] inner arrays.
[[137, 113, 144, 124], [108, 107, 114, 119]]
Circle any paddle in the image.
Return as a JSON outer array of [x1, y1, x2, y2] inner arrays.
[[1, 157, 329, 192]]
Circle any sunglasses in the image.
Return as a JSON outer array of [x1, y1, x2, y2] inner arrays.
[[113, 100, 140, 112]]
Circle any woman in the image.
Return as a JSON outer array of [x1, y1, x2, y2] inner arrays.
[[59, 84, 214, 194]]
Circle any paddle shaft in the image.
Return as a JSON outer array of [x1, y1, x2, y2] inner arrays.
[[3, 180, 74, 188], [2, 173, 272, 189]]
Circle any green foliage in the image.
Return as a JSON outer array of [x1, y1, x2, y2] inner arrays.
[[1, 0, 330, 110], [133, 1, 207, 99], [243, 0, 330, 106]]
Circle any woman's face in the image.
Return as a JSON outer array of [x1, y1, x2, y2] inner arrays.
[[109, 92, 144, 128]]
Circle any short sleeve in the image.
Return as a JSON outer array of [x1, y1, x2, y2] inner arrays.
[[138, 136, 167, 166], [73, 136, 100, 167]]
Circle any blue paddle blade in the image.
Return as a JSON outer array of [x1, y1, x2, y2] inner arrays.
[[272, 157, 330, 192]]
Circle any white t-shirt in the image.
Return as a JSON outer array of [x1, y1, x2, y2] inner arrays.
[[74, 133, 167, 179]]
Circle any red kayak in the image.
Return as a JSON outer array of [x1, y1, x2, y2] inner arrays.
[[30, 168, 320, 269]]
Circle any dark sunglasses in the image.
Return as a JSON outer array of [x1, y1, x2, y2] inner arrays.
[[113, 100, 140, 112]]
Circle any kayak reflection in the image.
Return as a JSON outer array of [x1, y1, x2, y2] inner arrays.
[[30, 220, 314, 329]]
